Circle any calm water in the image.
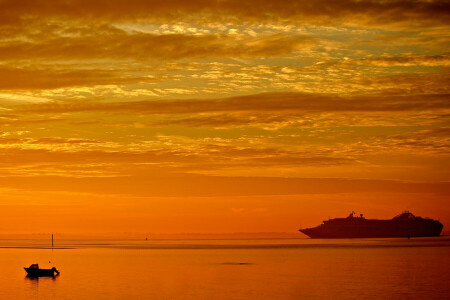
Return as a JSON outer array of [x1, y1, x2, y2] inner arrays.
[[0, 238, 449, 299]]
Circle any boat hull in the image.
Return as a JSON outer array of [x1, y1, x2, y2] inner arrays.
[[24, 268, 57, 277]]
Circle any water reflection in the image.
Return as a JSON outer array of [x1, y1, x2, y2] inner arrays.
[[24, 272, 59, 298], [25, 274, 59, 281]]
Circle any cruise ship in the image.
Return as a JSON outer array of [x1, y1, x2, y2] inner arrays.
[[299, 211, 443, 238]]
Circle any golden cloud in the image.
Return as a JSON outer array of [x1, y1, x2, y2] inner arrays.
[[0, 66, 146, 90], [14, 92, 450, 114], [0, 32, 314, 61], [0, 0, 448, 28]]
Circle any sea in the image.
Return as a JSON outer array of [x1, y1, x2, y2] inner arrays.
[[0, 237, 449, 299]]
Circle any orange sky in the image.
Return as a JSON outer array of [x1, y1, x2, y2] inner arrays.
[[0, 0, 449, 238]]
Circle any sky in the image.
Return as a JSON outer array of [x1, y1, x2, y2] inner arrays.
[[0, 0, 449, 237]]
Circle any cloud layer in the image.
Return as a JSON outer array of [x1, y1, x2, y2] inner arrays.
[[0, 0, 448, 234]]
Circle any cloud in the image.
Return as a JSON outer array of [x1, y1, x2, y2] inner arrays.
[[152, 113, 298, 128], [415, 127, 450, 137], [0, 117, 67, 126], [0, 173, 447, 197], [357, 33, 450, 50], [283, 64, 450, 95], [0, 32, 314, 61], [287, 55, 450, 73], [0, 0, 448, 28], [28, 137, 102, 144], [0, 143, 353, 168], [0, 66, 147, 90], [0, 93, 51, 104], [349, 72, 450, 95], [351, 54, 450, 67], [0, 145, 353, 182], [14, 92, 450, 115], [377, 128, 450, 154]]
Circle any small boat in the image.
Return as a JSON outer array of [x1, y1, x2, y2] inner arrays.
[[24, 264, 60, 277]]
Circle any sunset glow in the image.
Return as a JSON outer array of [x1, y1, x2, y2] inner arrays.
[[0, 0, 449, 237]]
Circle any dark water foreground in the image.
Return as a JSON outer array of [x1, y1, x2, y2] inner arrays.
[[0, 238, 448, 299]]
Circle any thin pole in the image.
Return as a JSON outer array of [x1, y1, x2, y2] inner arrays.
[[52, 233, 54, 249]]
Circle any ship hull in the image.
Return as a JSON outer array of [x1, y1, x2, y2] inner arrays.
[[24, 268, 57, 277], [300, 219, 443, 239]]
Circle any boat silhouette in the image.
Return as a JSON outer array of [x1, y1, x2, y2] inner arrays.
[[24, 264, 60, 277], [300, 211, 443, 238]]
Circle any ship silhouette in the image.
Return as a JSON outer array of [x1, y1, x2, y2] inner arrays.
[[300, 211, 443, 238], [24, 264, 60, 277]]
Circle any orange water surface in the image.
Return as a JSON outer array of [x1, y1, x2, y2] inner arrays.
[[0, 238, 449, 299]]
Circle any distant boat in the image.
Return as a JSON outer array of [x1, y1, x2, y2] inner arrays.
[[300, 211, 444, 238], [24, 264, 60, 277]]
